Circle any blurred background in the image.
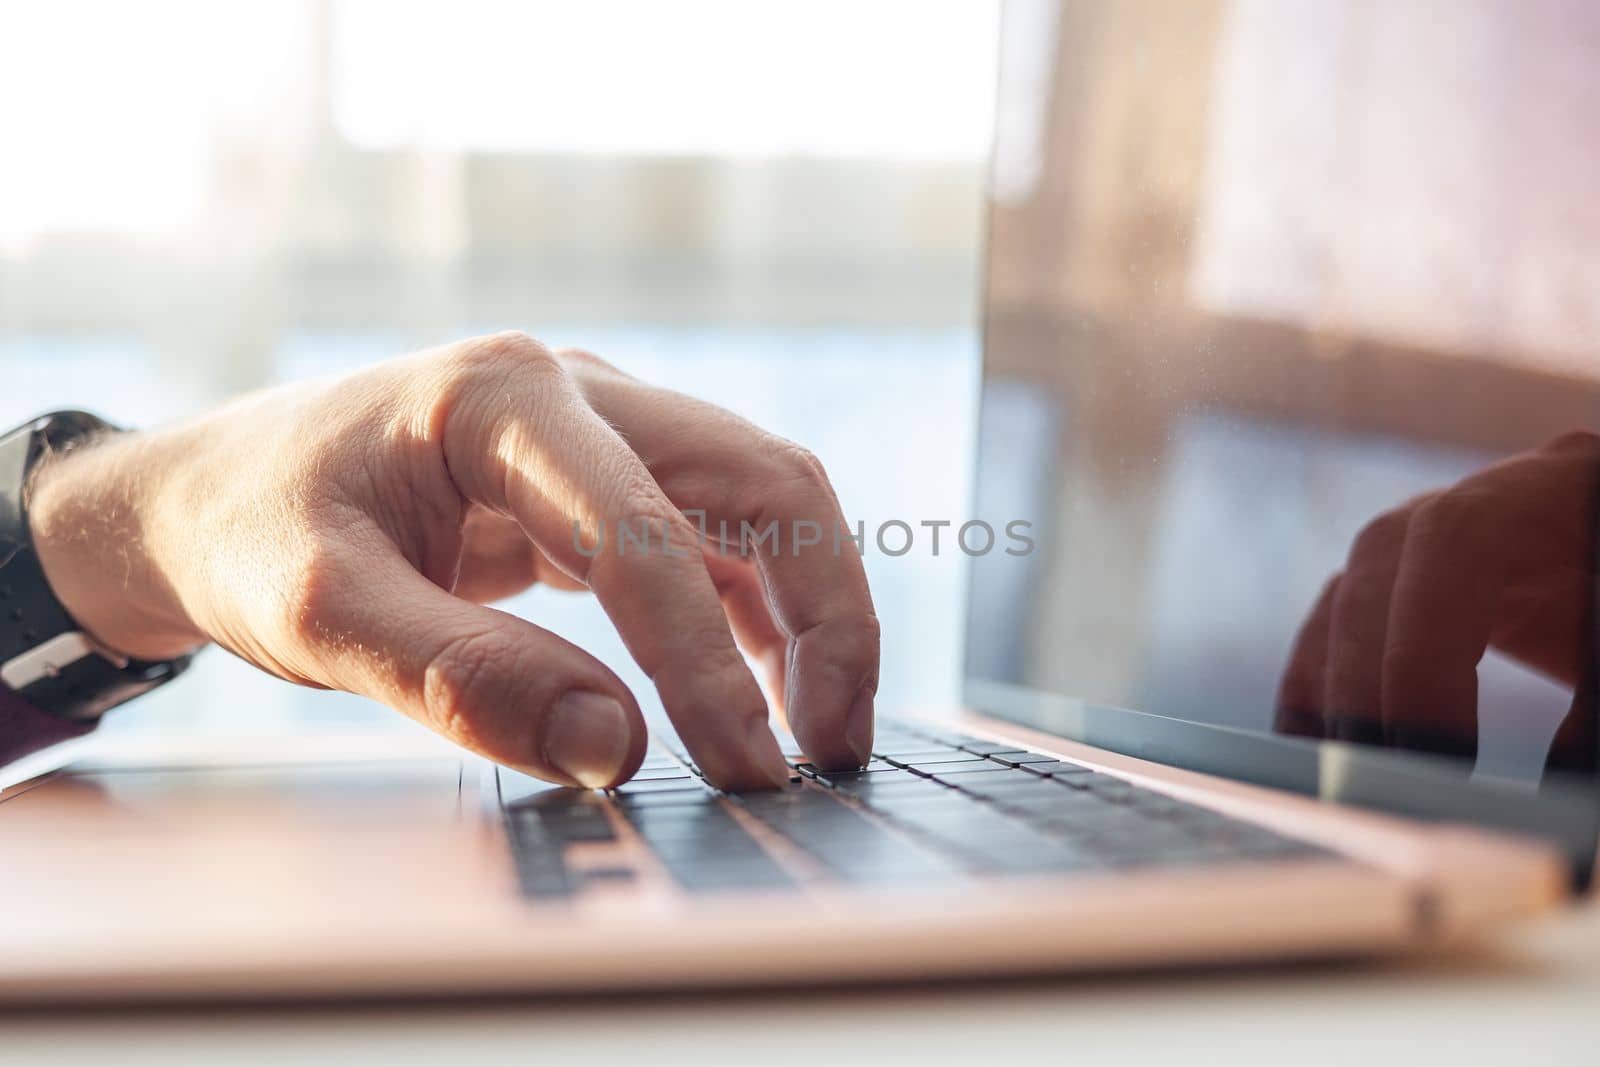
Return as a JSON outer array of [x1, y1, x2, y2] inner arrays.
[[0, 0, 1000, 742]]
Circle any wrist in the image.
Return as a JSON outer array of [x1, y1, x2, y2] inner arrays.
[[27, 429, 207, 661]]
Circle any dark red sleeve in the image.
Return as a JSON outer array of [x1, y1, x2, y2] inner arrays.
[[0, 685, 95, 766]]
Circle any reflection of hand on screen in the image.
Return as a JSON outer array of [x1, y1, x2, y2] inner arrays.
[[1275, 432, 1598, 766]]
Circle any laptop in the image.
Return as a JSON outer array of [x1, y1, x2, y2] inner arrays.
[[1, 0, 1596, 998]]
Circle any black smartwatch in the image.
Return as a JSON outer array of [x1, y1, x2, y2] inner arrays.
[[0, 411, 192, 722]]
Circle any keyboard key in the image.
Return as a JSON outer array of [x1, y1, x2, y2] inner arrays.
[[1120, 791, 1200, 817], [507, 790, 616, 836], [878, 805, 1032, 839], [872, 742, 970, 760], [957, 772, 1062, 791], [620, 796, 799, 893], [958, 741, 1020, 755], [502, 784, 614, 899], [509, 811, 616, 844], [912, 729, 980, 747], [624, 816, 749, 844], [612, 788, 722, 808], [737, 784, 967, 886], [727, 787, 846, 811], [927, 765, 1028, 783], [991, 790, 1104, 818], [610, 777, 709, 795], [814, 847, 967, 886], [671, 862, 797, 892], [828, 777, 949, 800], [801, 760, 901, 785], [514, 866, 574, 898], [628, 768, 698, 782], [881, 806, 1098, 876], [921, 762, 1020, 777], [972, 774, 1062, 794], [983, 750, 1065, 767], [1018, 760, 1097, 777], [890, 752, 988, 767], [1081, 777, 1141, 803]]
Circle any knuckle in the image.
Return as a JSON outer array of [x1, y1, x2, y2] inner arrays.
[[850, 613, 883, 672], [767, 438, 830, 486], [799, 610, 881, 666], [1549, 429, 1599, 450], [443, 331, 564, 391], [552, 346, 612, 372], [594, 476, 705, 576], [275, 539, 346, 645], [606, 465, 678, 526], [473, 329, 556, 366], [1348, 508, 1410, 564], [653, 501, 702, 542], [822, 607, 881, 646], [1411, 486, 1486, 539], [678, 648, 768, 718], [429, 333, 571, 495], [1380, 639, 1434, 684]]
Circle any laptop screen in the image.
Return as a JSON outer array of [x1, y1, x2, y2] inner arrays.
[[966, 0, 1600, 879]]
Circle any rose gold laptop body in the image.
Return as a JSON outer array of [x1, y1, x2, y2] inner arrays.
[[0, 718, 1570, 1002]]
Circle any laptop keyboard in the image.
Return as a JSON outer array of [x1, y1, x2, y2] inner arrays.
[[501, 719, 1327, 900]]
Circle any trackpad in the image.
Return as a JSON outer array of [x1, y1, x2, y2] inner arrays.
[[0, 753, 482, 928], [44, 758, 464, 822]]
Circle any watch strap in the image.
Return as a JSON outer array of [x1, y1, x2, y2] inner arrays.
[[0, 412, 190, 721]]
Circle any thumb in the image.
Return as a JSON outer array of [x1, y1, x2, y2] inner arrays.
[[283, 532, 647, 788]]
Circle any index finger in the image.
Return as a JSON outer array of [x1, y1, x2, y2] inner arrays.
[[564, 359, 879, 770], [423, 336, 794, 790], [1382, 490, 1503, 758]]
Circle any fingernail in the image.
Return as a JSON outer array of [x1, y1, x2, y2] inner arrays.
[[747, 716, 795, 789], [845, 688, 875, 767], [545, 691, 631, 788]]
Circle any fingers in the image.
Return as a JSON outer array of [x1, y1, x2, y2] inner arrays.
[[562, 356, 879, 769], [458, 509, 793, 722], [1381, 491, 1503, 757], [1323, 511, 1409, 744], [430, 334, 792, 790], [1275, 434, 1598, 761], [1275, 575, 1338, 738], [454, 506, 586, 602], [703, 548, 790, 720], [1279, 495, 1494, 759], [281, 520, 648, 788]]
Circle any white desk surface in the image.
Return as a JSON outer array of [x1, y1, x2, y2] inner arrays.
[[5, 897, 1596, 1067]]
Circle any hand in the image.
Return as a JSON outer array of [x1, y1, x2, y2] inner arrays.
[[25, 333, 880, 790], [1275, 431, 1597, 765]]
